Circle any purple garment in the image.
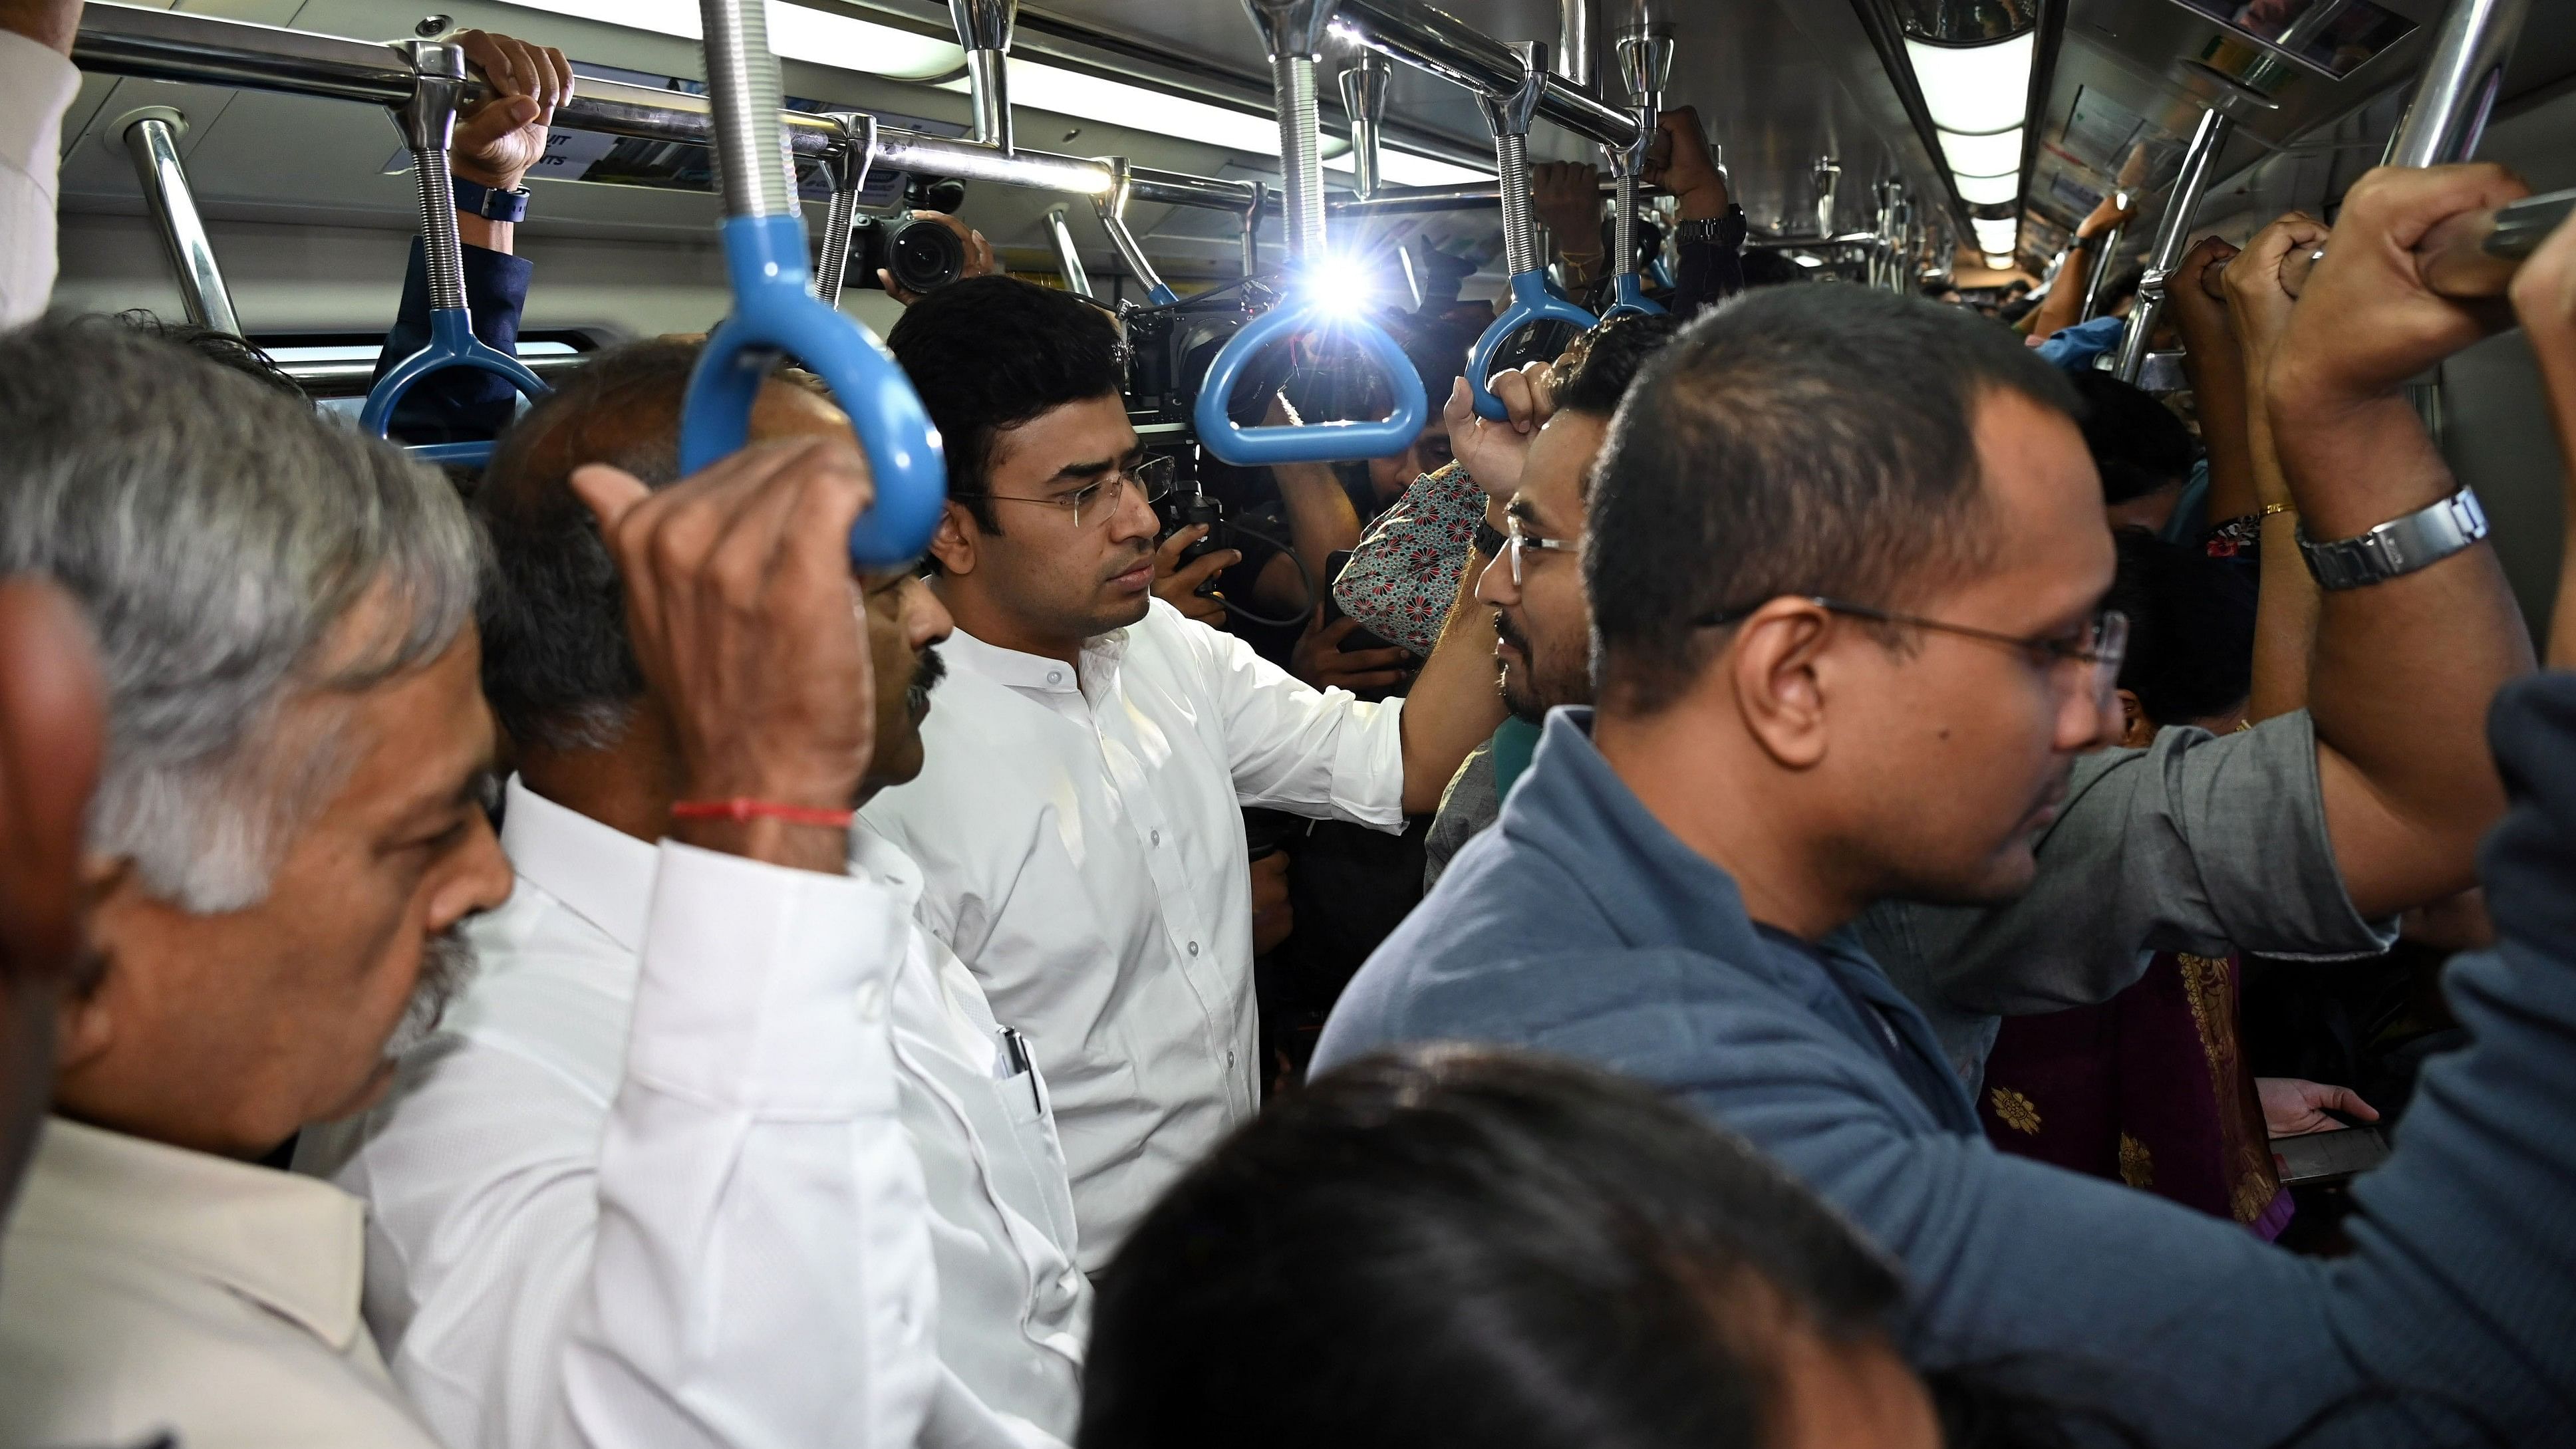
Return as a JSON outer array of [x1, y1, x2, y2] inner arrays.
[[1979, 950, 2294, 1238]]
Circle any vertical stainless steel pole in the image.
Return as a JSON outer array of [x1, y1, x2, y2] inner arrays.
[[1555, 0, 1596, 94], [2113, 109, 2232, 384], [118, 108, 240, 334], [2386, 0, 2533, 169], [1338, 48, 1391, 201], [948, 0, 1020, 154], [2078, 217, 2124, 323], [1044, 205, 1093, 296]]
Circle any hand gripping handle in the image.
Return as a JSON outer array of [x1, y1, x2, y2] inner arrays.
[[1467, 270, 1598, 420], [678, 213, 948, 569], [358, 308, 551, 465], [1193, 299, 1428, 466]]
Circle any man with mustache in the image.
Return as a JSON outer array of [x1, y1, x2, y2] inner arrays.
[[303, 340, 1093, 1448], [1318, 166, 2562, 1442], [0, 318, 515, 1448], [865, 277, 1504, 1264]]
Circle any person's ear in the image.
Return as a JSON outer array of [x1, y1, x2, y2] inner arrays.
[[0, 580, 104, 996], [927, 500, 980, 578], [1724, 597, 1836, 770], [2115, 688, 2154, 749]]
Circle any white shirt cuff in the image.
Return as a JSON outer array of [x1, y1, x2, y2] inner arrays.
[[1332, 694, 1410, 829]]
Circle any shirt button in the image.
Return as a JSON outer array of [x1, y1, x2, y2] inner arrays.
[[1150, 829, 1161, 846], [1046, 669, 1064, 686], [1226, 1049, 1238, 1068], [1187, 941, 1200, 956], [855, 980, 886, 1021]]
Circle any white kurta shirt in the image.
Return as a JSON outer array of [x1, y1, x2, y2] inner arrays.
[[0, 30, 76, 328], [297, 783, 947, 1449], [301, 778, 1086, 1449], [0, 1116, 444, 1449], [861, 599, 1407, 1264]]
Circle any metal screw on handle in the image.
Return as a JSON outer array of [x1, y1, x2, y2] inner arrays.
[[394, 40, 469, 313], [698, 0, 797, 219], [1479, 40, 1552, 280], [813, 112, 876, 308]]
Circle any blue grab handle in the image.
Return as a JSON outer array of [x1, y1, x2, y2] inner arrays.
[[1193, 299, 1429, 467], [1600, 271, 1666, 322], [680, 214, 948, 569], [1467, 271, 1598, 420], [1145, 281, 1181, 307], [358, 307, 549, 446]]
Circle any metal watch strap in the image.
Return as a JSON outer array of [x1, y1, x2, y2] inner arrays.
[[1676, 205, 1746, 250], [449, 174, 530, 223], [2295, 485, 2488, 591]]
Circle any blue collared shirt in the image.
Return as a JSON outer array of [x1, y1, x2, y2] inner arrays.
[[1317, 704, 2576, 1446]]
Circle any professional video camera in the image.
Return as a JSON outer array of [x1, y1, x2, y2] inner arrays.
[[851, 176, 973, 295]]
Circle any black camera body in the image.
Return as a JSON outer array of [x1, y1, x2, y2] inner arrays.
[[851, 177, 971, 296]]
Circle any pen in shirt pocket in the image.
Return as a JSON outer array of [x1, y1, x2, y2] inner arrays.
[[998, 1025, 1043, 1115]]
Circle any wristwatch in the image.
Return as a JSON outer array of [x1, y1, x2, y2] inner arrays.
[[2295, 485, 2488, 591], [1675, 204, 1747, 250], [451, 174, 531, 223], [1473, 517, 1507, 559]]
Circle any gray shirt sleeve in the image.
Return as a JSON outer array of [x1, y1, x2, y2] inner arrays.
[[1866, 710, 2396, 1025], [1423, 739, 1501, 891]]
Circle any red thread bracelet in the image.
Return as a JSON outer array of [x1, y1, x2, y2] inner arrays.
[[668, 798, 855, 829]]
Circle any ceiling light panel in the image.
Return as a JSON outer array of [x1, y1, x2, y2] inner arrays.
[[496, 0, 966, 79], [1971, 217, 2020, 253], [1938, 127, 2023, 179], [1952, 170, 2018, 205], [1904, 33, 2033, 137]]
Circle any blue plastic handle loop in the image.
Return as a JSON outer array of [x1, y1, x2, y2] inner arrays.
[[358, 307, 549, 446], [1600, 271, 1666, 322], [1145, 281, 1181, 307], [1467, 270, 1598, 420], [680, 214, 948, 569], [1193, 297, 1429, 467]]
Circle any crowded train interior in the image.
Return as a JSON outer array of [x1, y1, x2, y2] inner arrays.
[[5, 0, 2576, 1444]]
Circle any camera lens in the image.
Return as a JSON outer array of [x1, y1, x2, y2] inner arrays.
[[887, 217, 967, 295]]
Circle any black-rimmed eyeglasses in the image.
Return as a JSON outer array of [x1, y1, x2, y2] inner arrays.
[[1695, 596, 2130, 711]]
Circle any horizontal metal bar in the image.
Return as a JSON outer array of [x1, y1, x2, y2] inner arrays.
[[1323, 176, 1639, 217], [73, 2, 1256, 213], [1334, 0, 1640, 150], [75, 2, 414, 104]]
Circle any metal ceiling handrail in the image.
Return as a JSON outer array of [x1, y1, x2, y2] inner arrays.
[[69, 2, 1258, 216], [1332, 0, 1640, 150], [1465, 39, 1596, 420]]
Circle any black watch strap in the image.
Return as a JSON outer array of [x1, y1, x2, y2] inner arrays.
[[450, 174, 531, 223], [1473, 518, 1507, 558], [1676, 205, 1747, 250]]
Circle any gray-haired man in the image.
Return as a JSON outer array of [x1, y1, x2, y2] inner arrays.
[[0, 317, 965, 1449]]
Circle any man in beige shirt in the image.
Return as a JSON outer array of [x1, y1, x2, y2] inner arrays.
[[0, 319, 514, 1448]]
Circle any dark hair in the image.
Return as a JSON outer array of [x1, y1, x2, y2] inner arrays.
[[2108, 529, 2253, 727], [1585, 285, 2080, 712], [472, 339, 833, 751], [112, 311, 307, 402], [1083, 1045, 2094, 1449], [2067, 371, 2194, 505], [887, 275, 1129, 533], [1085, 1045, 1884, 1448], [2102, 264, 2145, 311], [1554, 311, 1683, 418]]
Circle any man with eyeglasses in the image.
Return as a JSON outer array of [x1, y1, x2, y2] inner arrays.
[[869, 277, 1504, 1265], [1318, 168, 2561, 1444]]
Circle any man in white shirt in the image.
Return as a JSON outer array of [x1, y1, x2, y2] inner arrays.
[[0, 0, 80, 328], [305, 339, 1089, 1449], [871, 278, 1504, 1261]]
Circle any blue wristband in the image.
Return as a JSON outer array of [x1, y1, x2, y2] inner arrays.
[[451, 174, 531, 223]]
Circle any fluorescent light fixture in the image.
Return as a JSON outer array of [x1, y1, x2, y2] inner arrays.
[[944, 59, 1487, 187], [1952, 170, 2018, 205], [1790, 253, 1824, 269], [494, 0, 965, 79], [1983, 251, 2015, 270], [1938, 127, 2023, 179], [1971, 217, 2020, 255], [1904, 32, 2033, 138]]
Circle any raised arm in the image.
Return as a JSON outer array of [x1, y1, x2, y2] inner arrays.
[[2267, 164, 2538, 918], [2164, 237, 2257, 527], [0, 0, 84, 327], [2507, 184, 2576, 668], [2024, 192, 2136, 344], [2222, 213, 2335, 722]]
